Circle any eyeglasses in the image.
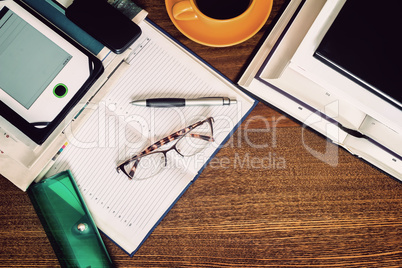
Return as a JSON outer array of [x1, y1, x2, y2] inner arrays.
[[116, 117, 214, 180]]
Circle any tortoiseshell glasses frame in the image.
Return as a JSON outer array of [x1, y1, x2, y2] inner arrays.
[[116, 117, 214, 180]]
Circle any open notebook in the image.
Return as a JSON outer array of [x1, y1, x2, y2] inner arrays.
[[45, 20, 256, 255]]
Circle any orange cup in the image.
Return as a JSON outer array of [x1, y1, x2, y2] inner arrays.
[[173, 0, 255, 23], [167, 0, 272, 47]]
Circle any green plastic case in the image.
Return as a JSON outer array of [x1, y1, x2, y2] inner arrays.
[[28, 170, 113, 267]]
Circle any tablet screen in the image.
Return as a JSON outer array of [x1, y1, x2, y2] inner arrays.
[[314, 0, 402, 107], [0, 7, 72, 109]]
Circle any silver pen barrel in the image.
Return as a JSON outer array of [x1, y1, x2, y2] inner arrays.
[[185, 97, 237, 106]]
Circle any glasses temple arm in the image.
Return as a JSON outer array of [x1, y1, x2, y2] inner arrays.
[[187, 133, 214, 142]]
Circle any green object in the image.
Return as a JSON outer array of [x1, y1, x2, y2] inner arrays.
[[28, 171, 113, 268], [53, 84, 68, 98]]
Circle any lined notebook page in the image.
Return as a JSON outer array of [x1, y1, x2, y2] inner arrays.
[[46, 21, 254, 254]]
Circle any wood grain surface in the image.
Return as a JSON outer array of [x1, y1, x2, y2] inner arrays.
[[1, 0, 401, 267]]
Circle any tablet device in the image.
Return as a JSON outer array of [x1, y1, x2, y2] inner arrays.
[[0, 0, 103, 144], [314, 0, 402, 108]]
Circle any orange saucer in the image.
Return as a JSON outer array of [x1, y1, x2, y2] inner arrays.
[[165, 0, 273, 47]]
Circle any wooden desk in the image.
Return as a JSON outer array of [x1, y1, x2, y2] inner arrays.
[[1, 0, 401, 266]]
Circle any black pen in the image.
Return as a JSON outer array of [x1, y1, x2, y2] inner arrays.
[[130, 97, 237, 107]]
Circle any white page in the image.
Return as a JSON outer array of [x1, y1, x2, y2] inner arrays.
[[46, 21, 254, 254]]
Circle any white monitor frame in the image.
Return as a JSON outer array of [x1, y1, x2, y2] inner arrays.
[[289, 0, 402, 133]]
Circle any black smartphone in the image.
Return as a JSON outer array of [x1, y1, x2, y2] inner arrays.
[[66, 0, 142, 54]]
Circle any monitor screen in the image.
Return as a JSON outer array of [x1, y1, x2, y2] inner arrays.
[[0, 7, 72, 109], [314, 0, 402, 107]]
